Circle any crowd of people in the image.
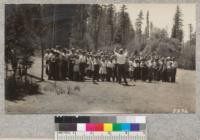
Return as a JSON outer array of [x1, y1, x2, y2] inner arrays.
[[44, 47, 178, 85]]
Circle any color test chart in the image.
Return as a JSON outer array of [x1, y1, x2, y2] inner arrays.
[[55, 116, 147, 140]]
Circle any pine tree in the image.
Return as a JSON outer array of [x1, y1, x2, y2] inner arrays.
[[89, 4, 103, 51], [114, 5, 133, 47], [150, 21, 154, 36], [145, 11, 150, 39], [5, 5, 37, 78], [135, 10, 144, 43], [107, 4, 115, 46], [70, 5, 88, 49], [171, 5, 183, 42], [188, 24, 193, 46]]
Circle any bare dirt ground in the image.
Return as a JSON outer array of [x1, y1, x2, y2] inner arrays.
[[5, 57, 196, 114]]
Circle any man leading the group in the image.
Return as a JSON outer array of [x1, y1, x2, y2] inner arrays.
[[114, 48, 128, 85]]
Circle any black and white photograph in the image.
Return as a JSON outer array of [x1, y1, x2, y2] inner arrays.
[[5, 4, 196, 113]]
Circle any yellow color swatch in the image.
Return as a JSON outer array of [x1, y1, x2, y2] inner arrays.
[[104, 123, 113, 132]]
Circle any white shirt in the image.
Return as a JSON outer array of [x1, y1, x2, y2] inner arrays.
[[79, 55, 86, 63], [107, 61, 114, 68], [115, 51, 128, 64], [147, 60, 152, 68], [172, 61, 178, 68], [167, 61, 172, 69]]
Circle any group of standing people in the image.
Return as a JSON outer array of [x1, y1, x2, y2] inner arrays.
[[44, 47, 178, 85]]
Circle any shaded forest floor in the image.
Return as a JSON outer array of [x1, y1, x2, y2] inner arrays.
[[5, 57, 196, 114]]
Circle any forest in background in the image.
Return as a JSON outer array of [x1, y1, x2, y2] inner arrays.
[[5, 4, 196, 70]]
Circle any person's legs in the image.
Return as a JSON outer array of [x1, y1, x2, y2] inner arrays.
[[173, 68, 177, 82], [123, 65, 128, 84], [45, 61, 49, 76], [118, 64, 122, 83], [167, 69, 171, 82], [68, 62, 74, 80], [102, 74, 105, 81], [121, 64, 128, 84], [79, 63, 86, 81], [48, 62, 53, 80], [113, 65, 117, 82], [93, 65, 97, 81], [106, 68, 109, 81], [108, 68, 112, 82], [129, 71, 133, 81], [148, 68, 152, 82], [79, 63, 83, 80], [171, 68, 176, 83]]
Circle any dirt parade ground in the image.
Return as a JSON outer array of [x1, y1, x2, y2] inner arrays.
[[5, 57, 196, 114]]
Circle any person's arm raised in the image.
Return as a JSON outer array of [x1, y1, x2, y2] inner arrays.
[[124, 49, 128, 56], [114, 47, 118, 55]]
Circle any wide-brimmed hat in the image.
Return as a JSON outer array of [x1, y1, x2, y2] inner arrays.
[[166, 57, 171, 60]]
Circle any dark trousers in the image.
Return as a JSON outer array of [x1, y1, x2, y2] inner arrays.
[[79, 62, 86, 81], [101, 74, 106, 81], [141, 67, 147, 81], [49, 62, 55, 80], [133, 67, 139, 81], [157, 69, 162, 81], [153, 68, 159, 81], [68, 62, 74, 80], [162, 69, 168, 82], [54, 63, 59, 80], [113, 64, 118, 82], [167, 69, 172, 82], [61, 60, 67, 79], [106, 68, 112, 82], [118, 64, 127, 84], [148, 67, 153, 82], [93, 64, 99, 81], [45, 61, 49, 75], [73, 72, 80, 81], [171, 68, 177, 82], [129, 71, 134, 81], [59, 62, 65, 80]]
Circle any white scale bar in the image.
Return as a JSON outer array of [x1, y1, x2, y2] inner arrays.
[[55, 131, 147, 140]]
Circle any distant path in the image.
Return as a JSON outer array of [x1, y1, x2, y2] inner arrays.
[[5, 57, 196, 114]]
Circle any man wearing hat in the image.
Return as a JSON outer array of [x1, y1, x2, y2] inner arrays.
[[114, 48, 128, 85]]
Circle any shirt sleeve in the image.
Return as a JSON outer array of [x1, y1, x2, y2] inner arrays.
[[124, 51, 128, 56], [114, 52, 119, 57]]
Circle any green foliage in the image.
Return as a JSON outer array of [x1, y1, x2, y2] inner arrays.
[[142, 28, 181, 57], [171, 5, 183, 42], [178, 34, 196, 70], [69, 5, 89, 49], [135, 10, 144, 38], [114, 5, 134, 47], [145, 11, 150, 39], [5, 5, 37, 75]]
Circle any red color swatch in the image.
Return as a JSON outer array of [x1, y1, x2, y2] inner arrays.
[[94, 123, 104, 131], [86, 123, 95, 131]]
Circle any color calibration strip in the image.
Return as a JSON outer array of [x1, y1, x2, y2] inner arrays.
[[55, 116, 147, 140], [56, 123, 145, 132]]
